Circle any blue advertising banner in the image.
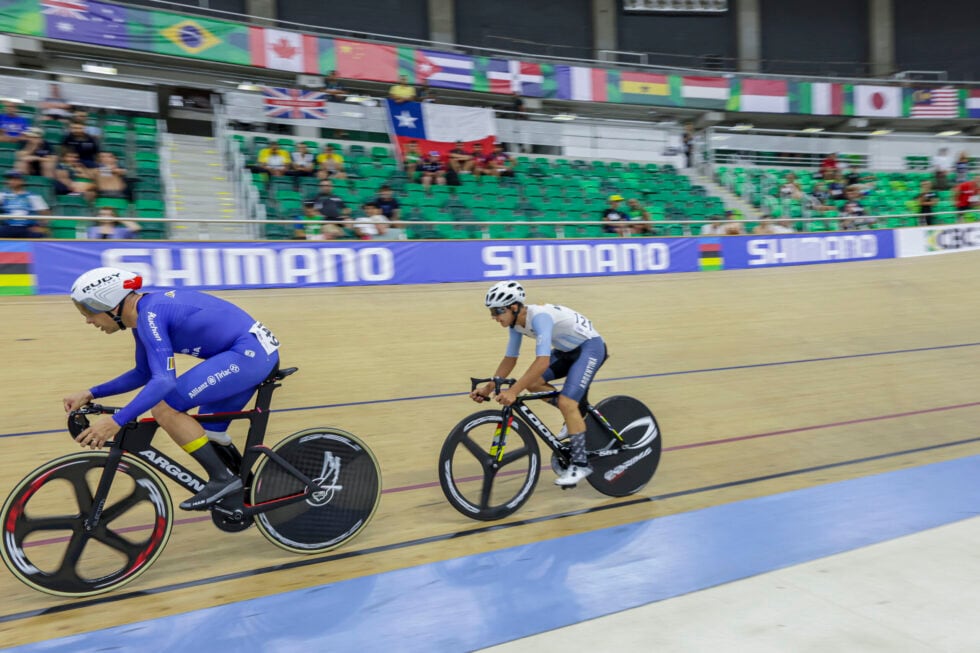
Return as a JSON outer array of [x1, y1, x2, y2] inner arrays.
[[32, 238, 701, 294], [720, 231, 896, 270]]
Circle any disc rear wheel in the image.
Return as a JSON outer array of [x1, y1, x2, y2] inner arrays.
[[251, 428, 381, 554], [584, 396, 662, 497]]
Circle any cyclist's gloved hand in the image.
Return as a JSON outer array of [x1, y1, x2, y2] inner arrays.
[[63, 390, 94, 413]]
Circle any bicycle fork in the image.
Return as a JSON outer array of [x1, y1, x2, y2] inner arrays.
[[489, 408, 515, 464], [83, 446, 125, 532]]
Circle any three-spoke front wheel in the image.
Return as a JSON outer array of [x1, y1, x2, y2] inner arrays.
[[438, 411, 541, 521], [0, 452, 173, 597]]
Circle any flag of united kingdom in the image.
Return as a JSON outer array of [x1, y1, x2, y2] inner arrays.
[[261, 87, 328, 120], [41, 0, 89, 19]]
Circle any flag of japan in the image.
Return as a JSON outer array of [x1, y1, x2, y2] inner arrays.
[[854, 85, 902, 117], [249, 27, 318, 74]]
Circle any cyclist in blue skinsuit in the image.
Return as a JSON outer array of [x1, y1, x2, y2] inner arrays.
[[63, 267, 281, 510], [471, 280, 608, 486]]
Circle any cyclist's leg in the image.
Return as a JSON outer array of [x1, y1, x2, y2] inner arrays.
[[155, 347, 278, 441], [552, 338, 606, 484], [156, 344, 278, 509]]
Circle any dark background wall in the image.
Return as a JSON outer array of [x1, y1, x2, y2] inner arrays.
[[617, 5, 736, 70], [759, 0, 868, 76], [276, 0, 430, 41], [894, 0, 979, 81], [124, 0, 247, 15], [455, 0, 593, 60]]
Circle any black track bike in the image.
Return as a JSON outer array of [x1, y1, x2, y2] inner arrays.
[[0, 366, 381, 597], [438, 377, 662, 520]]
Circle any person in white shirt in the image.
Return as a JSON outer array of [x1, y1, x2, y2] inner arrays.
[[471, 281, 608, 487], [932, 147, 953, 190], [352, 202, 392, 240]]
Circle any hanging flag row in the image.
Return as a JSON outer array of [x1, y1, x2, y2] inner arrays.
[[4, 0, 978, 119]]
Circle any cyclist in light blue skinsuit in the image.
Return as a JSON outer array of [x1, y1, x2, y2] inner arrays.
[[63, 267, 280, 510], [471, 280, 608, 486]]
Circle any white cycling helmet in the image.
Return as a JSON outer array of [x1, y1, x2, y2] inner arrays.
[[70, 267, 143, 315], [485, 280, 526, 309]]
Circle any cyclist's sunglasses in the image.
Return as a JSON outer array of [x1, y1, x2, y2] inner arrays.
[[489, 307, 509, 316]]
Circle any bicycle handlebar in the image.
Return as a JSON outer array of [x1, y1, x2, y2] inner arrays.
[[470, 377, 517, 395], [67, 404, 122, 438]]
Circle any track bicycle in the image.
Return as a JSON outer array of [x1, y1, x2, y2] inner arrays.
[[0, 366, 381, 597], [438, 377, 662, 521]]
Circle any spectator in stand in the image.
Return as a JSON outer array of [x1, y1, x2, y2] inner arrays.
[[954, 174, 979, 218], [16, 127, 57, 178], [470, 142, 490, 178], [602, 195, 630, 236], [486, 143, 515, 178], [779, 172, 804, 201], [352, 202, 393, 240], [419, 83, 437, 104], [418, 150, 446, 190], [316, 144, 346, 180], [62, 120, 100, 168], [403, 141, 423, 180], [819, 152, 840, 180], [839, 186, 874, 230], [844, 165, 862, 187], [917, 179, 939, 225], [310, 179, 349, 223], [447, 140, 474, 178], [932, 147, 953, 190], [73, 110, 102, 138], [323, 71, 348, 103], [808, 181, 831, 211], [0, 171, 50, 237], [53, 150, 95, 201], [372, 184, 402, 224], [254, 140, 291, 177], [699, 214, 724, 235], [92, 151, 130, 201], [86, 206, 140, 239], [955, 151, 971, 184], [293, 200, 346, 240], [389, 75, 417, 104], [40, 84, 73, 122], [721, 216, 746, 235], [288, 142, 316, 181], [0, 102, 30, 144], [752, 217, 795, 235], [682, 123, 695, 168], [626, 198, 653, 235], [510, 92, 526, 119], [827, 170, 846, 202]]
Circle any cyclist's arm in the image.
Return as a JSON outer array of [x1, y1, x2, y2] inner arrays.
[[511, 313, 554, 394], [89, 335, 151, 400], [110, 320, 179, 427]]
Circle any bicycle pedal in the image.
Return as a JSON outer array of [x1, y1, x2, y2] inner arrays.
[[560, 484, 577, 491]]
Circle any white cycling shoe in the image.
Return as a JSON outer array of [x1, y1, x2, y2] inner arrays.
[[554, 464, 593, 487]]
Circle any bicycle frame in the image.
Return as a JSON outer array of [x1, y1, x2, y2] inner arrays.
[[73, 367, 323, 530], [472, 377, 625, 464]]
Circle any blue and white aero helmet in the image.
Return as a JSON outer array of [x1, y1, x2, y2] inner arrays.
[[70, 267, 143, 313], [485, 280, 526, 308]]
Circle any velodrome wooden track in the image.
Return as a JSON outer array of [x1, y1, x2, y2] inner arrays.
[[1, 250, 979, 647]]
